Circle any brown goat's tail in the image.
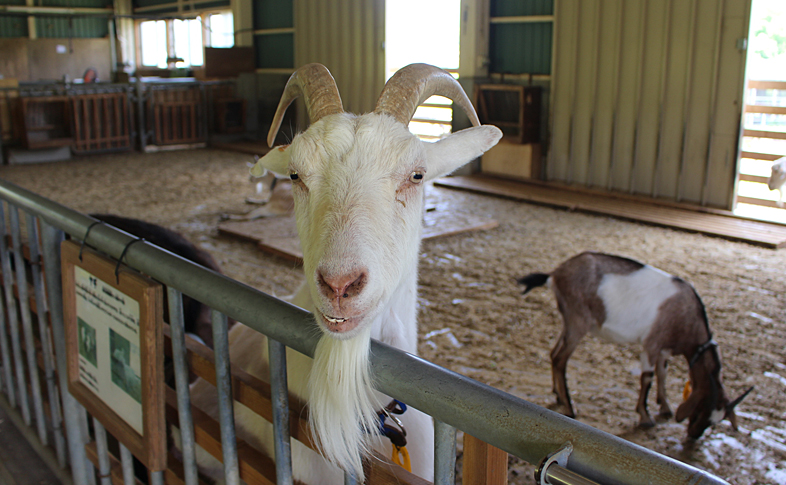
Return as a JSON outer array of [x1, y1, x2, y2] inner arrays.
[[516, 273, 550, 295]]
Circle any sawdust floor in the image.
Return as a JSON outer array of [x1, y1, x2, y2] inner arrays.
[[2, 149, 784, 485]]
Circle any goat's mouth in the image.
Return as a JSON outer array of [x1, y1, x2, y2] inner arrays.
[[319, 313, 360, 334]]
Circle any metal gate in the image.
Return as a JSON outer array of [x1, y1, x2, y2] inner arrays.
[[0, 179, 730, 485]]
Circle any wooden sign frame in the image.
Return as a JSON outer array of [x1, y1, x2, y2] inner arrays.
[[61, 239, 166, 471]]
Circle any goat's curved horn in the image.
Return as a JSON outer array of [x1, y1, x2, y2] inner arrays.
[[374, 63, 480, 127], [726, 386, 754, 411], [267, 63, 344, 147]]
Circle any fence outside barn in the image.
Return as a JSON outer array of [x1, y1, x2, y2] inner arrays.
[[0, 178, 730, 485]]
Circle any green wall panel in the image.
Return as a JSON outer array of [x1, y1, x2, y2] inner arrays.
[[491, 0, 553, 17], [35, 16, 108, 37], [0, 15, 27, 37], [489, 22, 552, 74], [254, 33, 293, 69], [253, 0, 292, 30]]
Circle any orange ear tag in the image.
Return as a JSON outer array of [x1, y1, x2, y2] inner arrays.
[[392, 445, 412, 472], [683, 381, 692, 402]]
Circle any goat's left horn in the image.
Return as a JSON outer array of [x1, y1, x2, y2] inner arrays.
[[267, 63, 344, 147], [374, 63, 480, 127], [726, 386, 754, 411]]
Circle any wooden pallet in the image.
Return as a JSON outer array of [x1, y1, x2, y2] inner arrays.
[[435, 175, 786, 249], [218, 210, 499, 264]]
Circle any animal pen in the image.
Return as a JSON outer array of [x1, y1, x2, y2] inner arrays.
[[0, 178, 731, 485], [0, 79, 241, 163]]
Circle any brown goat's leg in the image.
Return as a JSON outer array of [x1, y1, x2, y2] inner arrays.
[[655, 353, 672, 418], [636, 371, 656, 428], [550, 329, 583, 419]]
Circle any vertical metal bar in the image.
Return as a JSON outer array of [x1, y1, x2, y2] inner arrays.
[[120, 443, 135, 485], [26, 213, 67, 466], [586, 0, 603, 187], [269, 338, 293, 485], [93, 418, 112, 485], [136, 79, 147, 151], [150, 470, 165, 485], [212, 309, 240, 485], [433, 419, 457, 485], [167, 287, 198, 485], [10, 205, 48, 443], [40, 222, 95, 485], [0, 234, 14, 405], [0, 202, 29, 420]]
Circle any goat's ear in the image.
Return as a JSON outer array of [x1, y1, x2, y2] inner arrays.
[[423, 125, 502, 181], [251, 146, 290, 177], [675, 390, 701, 423]]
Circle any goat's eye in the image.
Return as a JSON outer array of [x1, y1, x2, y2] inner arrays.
[[289, 171, 299, 181], [409, 171, 424, 184]]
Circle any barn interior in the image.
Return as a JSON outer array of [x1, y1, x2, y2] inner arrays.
[[0, 0, 785, 484]]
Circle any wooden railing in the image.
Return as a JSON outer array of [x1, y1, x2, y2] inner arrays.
[[738, 80, 786, 210]]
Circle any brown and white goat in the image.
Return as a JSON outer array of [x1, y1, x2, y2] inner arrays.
[[518, 251, 751, 439]]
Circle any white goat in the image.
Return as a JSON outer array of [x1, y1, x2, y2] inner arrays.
[[768, 156, 786, 207], [518, 251, 751, 439], [186, 63, 501, 482]]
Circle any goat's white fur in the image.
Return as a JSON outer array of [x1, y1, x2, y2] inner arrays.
[[593, 266, 679, 347], [768, 156, 786, 207], [186, 75, 501, 482]]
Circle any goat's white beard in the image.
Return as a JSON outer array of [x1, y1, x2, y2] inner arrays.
[[307, 325, 381, 481]]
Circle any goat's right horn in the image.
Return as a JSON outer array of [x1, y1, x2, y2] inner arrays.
[[267, 63, 344, 147], [726, 386, 754, 411], [374, 63, 480, 127]]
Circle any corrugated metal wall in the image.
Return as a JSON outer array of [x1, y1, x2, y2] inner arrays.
[[293, 0, 385, 115], [549, 0, 751, 209]]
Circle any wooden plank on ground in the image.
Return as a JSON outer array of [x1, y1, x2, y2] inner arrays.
[[434, 175, 786, 249]]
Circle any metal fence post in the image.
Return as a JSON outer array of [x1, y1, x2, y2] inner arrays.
[[269, 338, 293, 485], [212, 310, 239, 485], [40, 221, 95, 485], [0, 202, 28, 420], [434, 419, 457, 485], [27, 213, 67, 466], [10, 206, 48, 444], [167, 287, 198, 485]]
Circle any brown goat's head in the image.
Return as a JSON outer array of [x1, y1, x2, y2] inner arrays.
[[676, 345, 753, 439]]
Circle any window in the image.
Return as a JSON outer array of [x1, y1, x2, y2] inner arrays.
[[206, 12, 234, 48], [137, 11, 233, 69]]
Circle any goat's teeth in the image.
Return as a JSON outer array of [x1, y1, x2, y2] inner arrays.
[[325, 316, 347, 323]]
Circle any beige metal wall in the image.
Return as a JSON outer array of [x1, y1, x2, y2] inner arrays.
[[294, 0, 385, 116], [549, 0, 751, 209]]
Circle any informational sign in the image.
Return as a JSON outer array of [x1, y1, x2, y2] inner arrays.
[[62, 240, 165, 471], [74, 265, 144, 434]]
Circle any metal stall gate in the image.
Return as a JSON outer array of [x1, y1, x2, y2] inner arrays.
[[0, 179, 730, 485]]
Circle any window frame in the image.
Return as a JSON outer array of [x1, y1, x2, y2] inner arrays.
[[135, 9, 233, 70]]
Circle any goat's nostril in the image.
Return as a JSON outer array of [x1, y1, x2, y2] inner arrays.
[[317, 269, 368, 299]]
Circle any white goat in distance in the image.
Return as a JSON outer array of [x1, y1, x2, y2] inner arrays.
[[768, 156, 786, 207], [187, 63, 501, 483]]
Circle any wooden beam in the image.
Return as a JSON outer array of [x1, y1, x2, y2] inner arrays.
[[462, 434, 508, 485]]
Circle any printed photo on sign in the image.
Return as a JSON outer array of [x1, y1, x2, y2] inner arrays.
[[78, 318, 98, 367], [110, 328, 142, 404]]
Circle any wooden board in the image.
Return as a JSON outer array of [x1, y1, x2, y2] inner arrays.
[[435, 175, 786, 249], [218, 210, 499, 264]]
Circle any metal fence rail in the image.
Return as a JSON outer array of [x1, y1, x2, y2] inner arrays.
[[0, 178, 730, 485]]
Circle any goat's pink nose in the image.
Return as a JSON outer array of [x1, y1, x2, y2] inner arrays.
[[318, 269, 367, 300]]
